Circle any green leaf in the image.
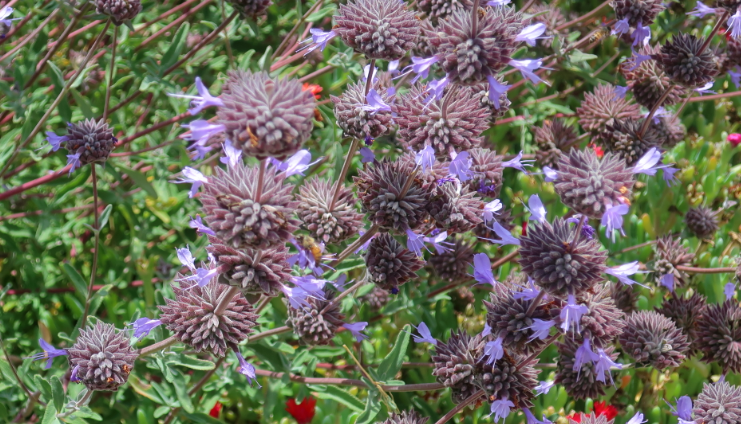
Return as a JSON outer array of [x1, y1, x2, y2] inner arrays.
[[165, 354, 215, 371], [354, 391, 381, 424], [41, 404, 59, 424], [568, 50, 598, 63], [160, 23, 190, 73], [375, 325, 410, 382], [180, 412, 224, 424], [170, 369, 194, 413], [117, 165, 157, 198], [34, 375, 53, 404], [63, 263, 88, 301], [99, 204, 113, 229], [313, 386, 364, 412], [50, 376, 65, 412], [69, 89, 96, 119]]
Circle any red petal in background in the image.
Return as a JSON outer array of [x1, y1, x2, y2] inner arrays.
[[286, 397, 317, 424], [209, 402, 222, 418], [567, 413, 583, 423], [593, 401, 618, 421]]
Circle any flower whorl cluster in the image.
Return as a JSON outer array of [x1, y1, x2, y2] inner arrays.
[[381, 410, 430, 424], [653, 33, 719, 88], [200, 162, 299, 249], [429, 5, 523, 85], [685, 206, 719, 239], [694, 380, 741, 424], [65, 119, 116, 165], [656, 292, 707, 355], [331, 81, 394, 139], [652, 235, 694, 286], [429, 238, 474, 283], [602, 118, 661, 166], [619, 311, 689, 369], [653, 116, 686, 148], [427, 181, 484, 233], [714, 0, 741, 11], [365, 233, 424, 292], [218, 71, 316, 159], [361, 286, 391, 310], [226, 0, 272, 19], [67, 322, 138, 391], [556, 338, 618, 400], [577, 83, 642, 137], [207, 237, 292, 299], [576, 288, 626, 348], [354, 159, 432, 233], [554, 149, 635, 219], [533, 119, 578, 169], [610, 0, 664, 26], [696, 300, 741, 373], [296, 177, 364, 244], [519, 218, 607, 297], [432, 331, 487, 404], [394, 85, 490, 158], [94, 0, 142, 25], [335, 0, 420, 60], [467, 147, 503, 197], [418, 0, 471, 24], [286, 285, 344, 346], [611, 282, 638, 313], [158, 280, 258, 356], [475, 353, 539, 409], [621, 45, 686, 110]]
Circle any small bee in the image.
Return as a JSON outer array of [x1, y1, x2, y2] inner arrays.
[[122, 364, 131, 374], [562, 241, 571, 250], [619, 186, 629, 194], [247, 127, 259, 147], [589, 26, 610, 43], [296, 235, 323, 262]]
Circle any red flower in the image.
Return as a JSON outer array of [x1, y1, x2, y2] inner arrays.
[[286, 397, 316, 424], [593, 401, 618, 421], [589, 143, 604, 159], [567, 413, 583, 423], [522, 220, 528, 236], [728, 133, 741, 147], [209, 402, 222, 418], [302, 83, 323, 100]]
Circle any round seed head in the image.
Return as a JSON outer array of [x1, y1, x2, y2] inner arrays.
[[694, 380, 741, 424], [610, 282, 638, 313], [429, 5, 523, 85], [556, 338, 617, 400], [519, 218, 608, 297], [65, 119, 116, 165], [467, 147, 504, 198], [286, 284, 345, 346], [360, 286, 391, 310], [218, 70, 316, 159], [331, 81, 394, 139], [574, 287, 626, 349], [95, 0, 142, 25], [610, 0, 664, 26], [714, 0, 741, 11], [226, 0, 272, 18], [365, 233, 425, 292], [724, 38, 741, 71], [200, 162, 299, 249], [335, 0, 421, 60], [685, 206, 720, 239], [432, 330, 487, 404], [653, 116, 686, 148], [427, 181, 484, 233], [652, 234, 694, 286], [696, 300, 741, 373], [158, 279, 259, 356], [602, 118, 662, 166], [207, 237, 292, 299], [577, 83, 642, 136], [296, 177, 364, 244], [429, 238, 474, 283], [414, 19, 439, 57], [655, 292, 707, 355], [653, 33, 719, 88], [621, 45, 686, 109], [418, 0, 472, 24], [354, 159, 432, 233], [381, 410, 430, 424], [394, 85, 490, 158], [619, 311, 689, 369], [533, 119, 579, 169], [475, 353, 539, 409], [67, 322, 138, 391], [554, 149, 635, 219]]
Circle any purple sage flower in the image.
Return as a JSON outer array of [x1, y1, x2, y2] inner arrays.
[[178, 266, 219, 288], [601, 203, 629, 242], [402, 56, 439, 83], [543, 166, 558, 182], [362, 89, 392, 114], [181, 120, 225, 143], [489, 398, 514, 423], [660, 273, 675, 292], [270, 149, 320, 177], [343, 322, 369, 342], [725, 282, 736, 301], [189, 215, 215, 236], [423, 231, 454, 254], [535, 380, 555, 395], [695, 81, 717, 95], [406, 229, 428, 257], [527, 194, 547, 223], [190, 144, 211, 161], [626, 47, 653, 71], [70, 365, 80, 382], [300, 28, 337, 54], [131, 318, 163, 338], [28, 339, 67, 369], [66, 153, 82, 175], [45, 132, 68, 152], [484, 336, 504, 365], [167, 77, 224, 115], [481, 323, 492, 337], [687, 1, 716, 18], [502, 151, 534, 173], [360, 146, 375, 163], [730, 68, 741, 88], [663, 166, 680, 186], [482, 199, 503, 223], [486, 75, 511, 110], [235, 351, 261, 387], [527, 319, 555, 342], [415, 145, 436, 173], [220, 139, 242, 168], [613, 85, 629, 100], [729, 9, 741, 39], [606, 261, 648, 287], [573, 338, 597, 372], [0, 6, 20, 31], [566, 215, 596, 240], [412, 321, 437, 345], [669, 396, 694, 423], [627, 413, 647, 424], [472, 253, 498, 287], [524, 408, 552, 424], [631, 21, 651, 46], [279, 284, 312, 309], [509, 59, 548, 85], [516, 23, 548, 47], [449, 151, 473, 181], [560, 295, 588, 333], [486, 0, 511, 5], [612, 18, 630, 35], [513, 278, 541, 301], [593, 347, 622, 384], [388, 59, 400, 75], [425, 76, 449, 104], [482, 221, 520, 246], [174, 167, 208, 198], [176, 246, 197, 271]]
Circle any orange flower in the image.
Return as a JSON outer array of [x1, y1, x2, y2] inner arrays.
[[302, 83, 323, 99]]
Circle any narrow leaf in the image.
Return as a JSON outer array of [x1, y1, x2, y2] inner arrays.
[[376, 324, 411, 382]]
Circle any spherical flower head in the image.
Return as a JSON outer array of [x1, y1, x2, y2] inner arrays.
[[429, 238, 474, 283], [331, 81, 394, 139], [653, 116, 687, 148], [354, 159, 433, 233], [426, 181, 484, 233], [656, 292, 707, 355], [361, 286, 391, 310], [226, 0, 272, 19], [685, 206, 720, 239], [286, 284, 344, 346], [483, 285, 560, 355], [714, 0, 741, 11], [653, 33, 719, 88], [554, 149, 635, 219], [94, 0, 142, 25], [467, 147, 504, 198], [67, 322, 138, 391], [65, 119, 116, 166], [199, 161, 299, 249], [619, 310, 690, 369], [475, 352, 539, 409], [534, 119, 578, 169], [610, 0, 665, 27], [694, 380, 741, 424], [610, 281, 638, 313], [429, 5, 524, 85], [573, 287, 626, 349], [335, 0, 420, 60], [394, 85, 490, 158], [652, 234, 694, 286], [432, 330, 487, 404], [296, 177, 364, 244], [556, 338, 618, 400], [621, 45, 687, 109], [697, 300, 741, 373], [207, 237, 292, 300], [381, 410, 430, 424], [602, 118, 662, 166], [419, 0, 472, 24], [158, 279, 259, 356], [218, 70, 316, 160], [577, 83, 642, 136], [519, 218, 608, 297], [365, 233, 424, 292]]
